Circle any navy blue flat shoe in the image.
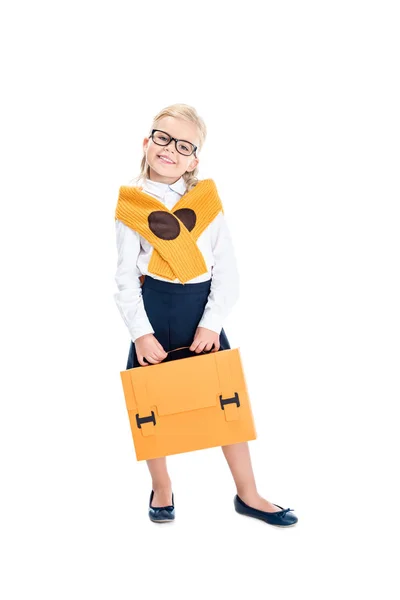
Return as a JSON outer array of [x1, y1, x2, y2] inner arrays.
[[148, 490, 175, 523], [234, 494, 298, 527]]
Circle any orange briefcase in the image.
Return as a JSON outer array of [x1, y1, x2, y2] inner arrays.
[[120, 347, 257, 461]]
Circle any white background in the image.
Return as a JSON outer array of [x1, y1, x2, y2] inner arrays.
[[1, 1, 399, 598]]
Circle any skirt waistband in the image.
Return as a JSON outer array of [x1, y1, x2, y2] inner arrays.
[[142, 275, 212, 295]]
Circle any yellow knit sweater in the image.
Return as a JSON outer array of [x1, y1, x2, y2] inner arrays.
[[114, 178, 224, 283]]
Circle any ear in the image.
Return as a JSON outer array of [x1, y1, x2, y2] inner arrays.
[[143, 137, 149, 152], [186, 156, 199, 173]]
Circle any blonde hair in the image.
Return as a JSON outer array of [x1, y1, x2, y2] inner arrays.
[[130, 103, 207, 192]]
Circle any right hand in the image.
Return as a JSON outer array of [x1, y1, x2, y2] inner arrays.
[[134, 333, 168, 366]]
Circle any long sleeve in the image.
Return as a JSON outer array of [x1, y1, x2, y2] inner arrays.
[[197, 212, 240, 334], [113, 219, 155, 342]]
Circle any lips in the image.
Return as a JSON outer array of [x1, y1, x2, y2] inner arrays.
[[158, 154, 175, 164]]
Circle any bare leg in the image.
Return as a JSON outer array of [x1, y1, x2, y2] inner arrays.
[[221, 442, 281, 512], [146, 457, 173, 507]]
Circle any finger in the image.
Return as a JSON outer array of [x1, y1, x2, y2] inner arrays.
[[155, 339, 166, 353], [156, 346, 168, 358], [142, 354, 158, 365], [189, 339, 200, 352], [155, 344, 168, 360], [204, 342, 214, 352], [137, 354, 149, 367], [212, 342, 220, 352], [151, 344, 166, 360], [195, 341, 207, 354]]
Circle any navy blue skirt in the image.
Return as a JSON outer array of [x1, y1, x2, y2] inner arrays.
[[126, 275, 231, 369]]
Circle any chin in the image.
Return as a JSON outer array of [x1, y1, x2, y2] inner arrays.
[[150, 160, 173, 172]]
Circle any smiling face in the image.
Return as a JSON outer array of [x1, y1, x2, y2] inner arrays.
[[143, 116, 200, 184]]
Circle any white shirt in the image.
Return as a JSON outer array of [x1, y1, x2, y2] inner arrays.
[[113, 176, 240, 342]]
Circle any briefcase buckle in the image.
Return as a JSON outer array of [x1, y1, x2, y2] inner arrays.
[[219, 392, 240, 422], [136, 411, 156, 429], [219, 392, 240, 410]]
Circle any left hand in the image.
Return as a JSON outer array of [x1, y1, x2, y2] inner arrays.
[[189, 327, 220, 354]]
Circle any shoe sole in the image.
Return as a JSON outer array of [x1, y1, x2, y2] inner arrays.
[[149, 518, 175, 523], [235, 510, 298, 527]]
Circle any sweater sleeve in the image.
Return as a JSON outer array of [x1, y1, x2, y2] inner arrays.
[[113, 219, 155, 342], [197, 211, 240, 334]]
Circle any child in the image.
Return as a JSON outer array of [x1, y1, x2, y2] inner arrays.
[[113, 103, 298, 527]]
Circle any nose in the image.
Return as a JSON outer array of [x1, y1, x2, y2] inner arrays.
[[164, 138, 176, 153]]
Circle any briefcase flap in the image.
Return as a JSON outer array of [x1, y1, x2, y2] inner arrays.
[[122, 349, 245, 417]]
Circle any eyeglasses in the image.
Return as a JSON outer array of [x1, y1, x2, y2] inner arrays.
[[150, 129, 198, 157]]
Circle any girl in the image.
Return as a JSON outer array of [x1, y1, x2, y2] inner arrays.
[[113, 103, 298, 527]]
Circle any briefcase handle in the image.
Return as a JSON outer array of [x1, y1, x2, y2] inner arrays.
[[168, 345, 212, 355], [143, 345, 213, 365]]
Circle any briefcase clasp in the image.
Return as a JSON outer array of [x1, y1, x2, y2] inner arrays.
[[219, 392, 240, 422], [136, 411, 156, 429], [219, 392, 240, 409]]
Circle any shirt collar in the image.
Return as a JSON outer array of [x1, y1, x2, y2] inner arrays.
[[142, 176, 187, 197]]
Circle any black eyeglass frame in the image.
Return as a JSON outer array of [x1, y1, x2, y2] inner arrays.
[[150, 129, 198, 157]]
